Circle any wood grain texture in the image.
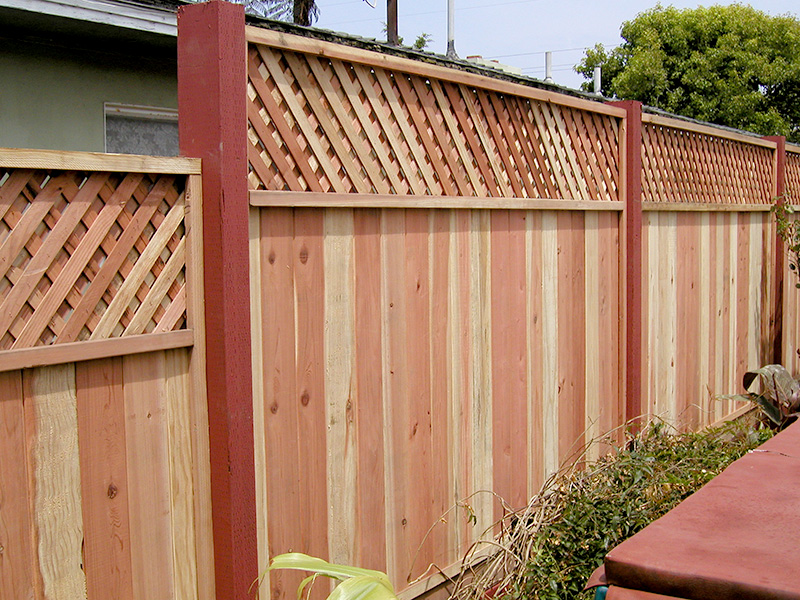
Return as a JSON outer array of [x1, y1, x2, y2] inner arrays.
[[0, 371, 35, 600], [165, 349, 199, 600], [26, 364, 87, 600], [75, 358, 133, 600], [123, 352, 174, 600]]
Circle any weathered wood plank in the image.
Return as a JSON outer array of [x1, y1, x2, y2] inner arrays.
[[26, 364, 87, 600]]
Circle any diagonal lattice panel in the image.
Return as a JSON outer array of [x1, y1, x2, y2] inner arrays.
[[787, 150, 800, 202], [0, 168, 187, 350], [246, 41, 621, 200], [642, 122, 774, 204]]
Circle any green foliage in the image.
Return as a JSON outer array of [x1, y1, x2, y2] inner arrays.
[[262, 553, 397, 600], [499, 420, 770, 600], [577, 4, 800, 140], [722, 364, 800, 428], [412, 33, 433, 51], [381, 24, 433, 50], [773, 200, 800, 287]]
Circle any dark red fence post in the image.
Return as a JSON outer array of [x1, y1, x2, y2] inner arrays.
[[765, 135, 786, 364], [610, 100, 644, 424], [178, 2, 258, 599]]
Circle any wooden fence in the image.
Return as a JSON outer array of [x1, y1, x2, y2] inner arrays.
[[6, 4, 799, 600], [0, 149, 213, 600], [638, 115, 779, 427], [243, 24, 628, 596], [173, 4, 800, 599]]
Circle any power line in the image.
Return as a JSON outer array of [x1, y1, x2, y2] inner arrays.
[[323, 0, 547, 27], [486, 43, 620, 60]]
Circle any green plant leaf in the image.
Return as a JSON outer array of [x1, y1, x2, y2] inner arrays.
[[268, 553, 392, 588], [328, 576, 397, 600]]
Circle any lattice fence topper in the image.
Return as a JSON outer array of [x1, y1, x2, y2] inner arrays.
[[786, 150, 800, 203], [246, 45, 621, 200], [642, 123, 774, 204], [0, 168, 187, 350]]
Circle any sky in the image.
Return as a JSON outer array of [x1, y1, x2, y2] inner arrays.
[[310, 0, 800, 90]]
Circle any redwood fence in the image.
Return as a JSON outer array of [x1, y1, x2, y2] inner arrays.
[[3, 2, 800, 600], [0, 150, 214, 600]]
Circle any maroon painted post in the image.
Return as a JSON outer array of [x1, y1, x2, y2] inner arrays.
[[178, 2, 258, 599], [765, 135, 786, 364], [610, 100, 644, 425]]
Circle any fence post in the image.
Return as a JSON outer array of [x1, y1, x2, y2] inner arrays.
[[610, 100, 644, 424], [764, 136, 786, 364], [178, 3, 257, 599]]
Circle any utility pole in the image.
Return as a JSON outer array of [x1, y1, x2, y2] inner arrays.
[[387, 0, 398, 45], [446, 0, 457, 58]]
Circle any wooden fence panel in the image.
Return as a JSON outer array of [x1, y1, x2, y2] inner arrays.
[[0, 152, 212, 600], [641, 116, 778, 425], [0, 350, 205, 600], [642, 209, 775, 426], [250, 204, 623, 592]]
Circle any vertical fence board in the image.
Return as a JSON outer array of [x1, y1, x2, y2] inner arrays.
[[26, 364, 87, 600], [525, 210, 544, 495], [402, 209, 434, 581], [0, 370, 35, 600], [382, 208, 408, 583], [491, 210, 528, 511], [557, 211, 585, 464], [295, 210, 329, 569], [324, 209, 357, 567], [75, 358, 133, 600], [165, 349, 199, 600], [260, 207, 304, 600], [353, 209, 387, 571], [429, 209, 452, 566], [123, 352, 174, 600]]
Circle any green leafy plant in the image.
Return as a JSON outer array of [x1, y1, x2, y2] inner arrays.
[[261, 553, 398, 600], [723, 364, 800, 428], [447, 419, 771, 600], [773, 201, 800, 288]]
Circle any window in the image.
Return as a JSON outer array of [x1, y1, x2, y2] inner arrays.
[[104, 103, 178, 157]]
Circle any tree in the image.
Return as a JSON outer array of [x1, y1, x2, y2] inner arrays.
[[222, 0, 318, 26], [577, 4, 800, 141]]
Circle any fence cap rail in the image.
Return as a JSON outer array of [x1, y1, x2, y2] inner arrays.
[[245, 25, 627, 120], [642, 113, 777, 149], [787, 143, 800, 155], [0, 148, 201, 174]]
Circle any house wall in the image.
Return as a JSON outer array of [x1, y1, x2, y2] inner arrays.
[[0, 38, 176, 152]]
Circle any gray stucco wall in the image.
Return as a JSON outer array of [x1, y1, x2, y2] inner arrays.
[[0, 37, 177, 153]]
